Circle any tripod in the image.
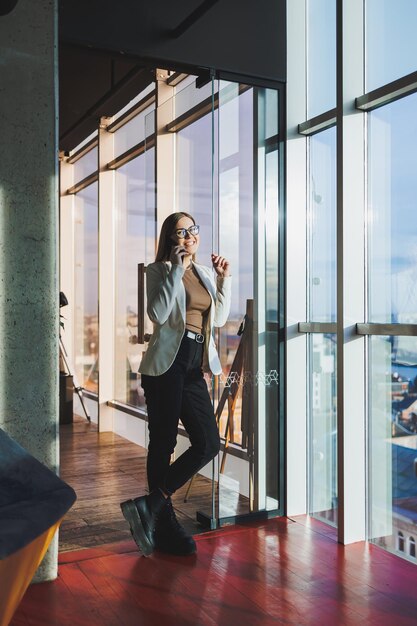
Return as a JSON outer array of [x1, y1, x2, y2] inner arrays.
[[59, 336, 91, 422]]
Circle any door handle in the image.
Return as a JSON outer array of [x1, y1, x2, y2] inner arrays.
[[137, 263, 145, 344]]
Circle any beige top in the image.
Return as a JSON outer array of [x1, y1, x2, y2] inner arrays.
[[182, 264, 211, 334]]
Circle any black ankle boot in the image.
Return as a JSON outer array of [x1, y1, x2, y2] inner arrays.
[[154, 499, 197, 556], [120, 489, 168, 556]]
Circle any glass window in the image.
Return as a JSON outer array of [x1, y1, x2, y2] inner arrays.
[[398, 532, 405, 552], [176, 83, 255, 384], [73, 146, 98, 184], [114, 149, 156, 408], [367, 93, 417, 561], [74, 182, 99, 392], [410, 537, 416, 558], [309, 334, 337, 524], [174, 78, 214, 120], [366, 0, 417, 92], [112, 83, 155, 121], [307, 126, 337, 526], [176, 108, 215, 266], [175, 82, 282, 520], [368, 94, 417, 324], [368, 335, 417, 558], [308, 127, 337, 322], [307, 0, 336, 119], [114, 105, 155, 157], [265, 142, 280, 511]]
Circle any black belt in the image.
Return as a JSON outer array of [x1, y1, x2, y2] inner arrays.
[[185, 329, 204, 344]]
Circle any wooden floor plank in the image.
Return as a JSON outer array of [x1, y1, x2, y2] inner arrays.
[[59, 415, 248, 552], [11, 516, 417, 626], [9, 416, 417, 625]]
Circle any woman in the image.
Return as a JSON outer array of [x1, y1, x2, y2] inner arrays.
[[121, 212, 231, 557]]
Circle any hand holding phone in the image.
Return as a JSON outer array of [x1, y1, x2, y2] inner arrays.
[[170, 244, 189, 267]]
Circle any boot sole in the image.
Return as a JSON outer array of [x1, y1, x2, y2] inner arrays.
[[120, 499, 154, 556], [154, 543, 197, 556]]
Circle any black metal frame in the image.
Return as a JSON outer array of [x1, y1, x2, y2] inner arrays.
[[298, 108, 337, 136], [356, 70, 417, 112]]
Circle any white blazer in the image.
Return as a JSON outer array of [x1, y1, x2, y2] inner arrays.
[[139, 261, 232, 377]]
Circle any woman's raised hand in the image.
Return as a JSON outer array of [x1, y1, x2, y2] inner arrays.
[[170, 245, 189, 267], [211, 254, 231, 277]]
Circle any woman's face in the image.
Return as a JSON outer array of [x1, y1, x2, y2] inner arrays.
[[172, 215, 200, 256]]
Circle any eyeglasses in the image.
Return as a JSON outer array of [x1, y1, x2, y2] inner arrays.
[[174, 225, 200, 239]]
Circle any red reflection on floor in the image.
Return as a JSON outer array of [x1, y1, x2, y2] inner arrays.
[[11, 516, 417, 626]]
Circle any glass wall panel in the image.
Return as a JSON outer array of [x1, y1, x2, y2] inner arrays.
[[176, 106, 214, 265], [264, 113, 281, 511], [307, 127, 337, 526], [114, 150, 156, 408], [368, 92, 417, 561], [308, 127, 337, 322], [73, 146, 98, 183], [215, 84, 281, 519], [174, 80, 282, 523], [216, 82, 255, 519], [74, 182, 99, 392], [368, 335, 417, 562], [174, 78, 213, 120], [307, 0, 336, 119], [309, 334, 337, 524], [114, 105, 155, 157], [368, 94, 417, 324], [366, 0, 417, 92], [175, 81, 256, 519]]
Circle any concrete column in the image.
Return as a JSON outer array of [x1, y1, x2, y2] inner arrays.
[[0, 0, 59, 581]]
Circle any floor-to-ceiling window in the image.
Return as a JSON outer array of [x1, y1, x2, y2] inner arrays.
[[113, 99, 156, 409], [172, 77, 282, 522], [367, 91, 417, 562], [72, 146, 99, 393], [61, 70, 284, 529], [304, 0, 338, 526], [287, 0, 417, 562], [308, 128, 337, 524]]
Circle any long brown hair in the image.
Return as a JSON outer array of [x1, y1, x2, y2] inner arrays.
[[155, 212, 196, 262]]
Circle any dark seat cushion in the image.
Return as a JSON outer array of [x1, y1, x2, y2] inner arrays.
[[0, 428, 76, 559]]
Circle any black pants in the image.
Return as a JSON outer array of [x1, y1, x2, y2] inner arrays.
[[141, 334, 220, 495]]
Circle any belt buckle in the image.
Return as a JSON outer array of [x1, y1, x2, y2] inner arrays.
[[195, 333, 204, 344]]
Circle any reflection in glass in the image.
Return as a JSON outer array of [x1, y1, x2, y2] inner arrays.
[[175, 82, 255, 518], [265, 143, 280, 510], [174, 78, 213, 120], [216, 82, 255, 519], [174, 82, 281, 522], [73, 146, 98, 184], [307, 0, 336, 119], [114, 105, 155, 157], [366, 0, 417, 92], [368, 94, 417, 324], [114, 150, 156, 408], [309, 127, 337, 322], [368, 335, 417, 562], [309, 334, 337, 524], [176, 112, 214, 266], [74, 182, 99, 392]]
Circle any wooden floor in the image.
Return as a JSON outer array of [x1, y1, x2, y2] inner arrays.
[[59, 415, 248, 552], [12, 516, 417, 625]]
